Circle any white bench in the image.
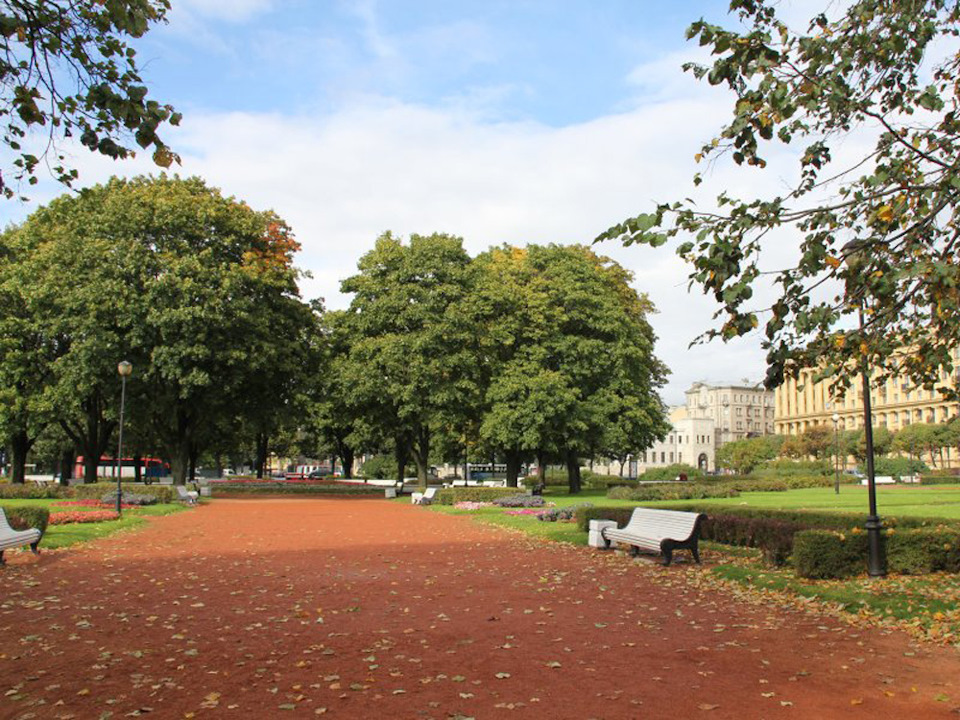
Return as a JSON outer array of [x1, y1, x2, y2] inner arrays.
[[861, 475, 896, 485], [411, 487, 438, 505], [176, 486, 199, 504], [601, 508, 707, 566], [0, 508, 42, 565]]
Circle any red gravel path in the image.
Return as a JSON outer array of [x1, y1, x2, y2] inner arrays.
[[2, 499, 960, 719]]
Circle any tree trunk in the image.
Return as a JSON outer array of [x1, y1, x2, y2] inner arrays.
[[505, 449, 522, 488], [9, 429, 32, 484], [617, 457, 627, 477], [566, 448, 581, 494], [255, 432, 268, 479], [189, 442, 197, 483], [411, 425, 431, 490], [394, 434, 411, 483], [133, 453, 142, 484], [340, 446, 355, 480], [536, 449, 545, 487], [59, 447, 75, 486], [214, 452, 223, 479]]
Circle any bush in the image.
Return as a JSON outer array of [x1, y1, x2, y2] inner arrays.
[[359, 455, 404, 480], [793, 530, 870, 579], [212, 483, 383, 496], [886, 528, 960, 574], [0, 505, 50, 535], [756, 459, 833, 476], [0, 483, 67, 499], [435, 487, 526, 505], [50, 510, 120, 525], [638, 464, 703, 483], [538, 503, 593, 522], [582, 475, 636, 490], [73, 483, 175, 504], [492, 495, 546, 508], [869, 456, 929, 477], [607, 483, 741, 502], [100, 492, 157, 506], [702, 515, 805, 566], [919, 474, 960, 485]]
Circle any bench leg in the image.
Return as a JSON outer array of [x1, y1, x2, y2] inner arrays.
[[661, 547, 673, 566], [30, 540, 40, 555], [630, 546, 640, 558], [0, 550, 4, 566], [691, 544, 701, 564]]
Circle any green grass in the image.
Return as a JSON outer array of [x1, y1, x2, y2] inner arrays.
[[2, 498, 190, 550], [650, 484, 960, 520]]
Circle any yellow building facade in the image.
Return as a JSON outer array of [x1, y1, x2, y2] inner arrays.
[[775, 368, 960, 435]]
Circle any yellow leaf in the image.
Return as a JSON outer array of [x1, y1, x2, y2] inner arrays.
[[825, 255, 841, 268], [851, 698, 863, 705], [877, 205, 894, 223]]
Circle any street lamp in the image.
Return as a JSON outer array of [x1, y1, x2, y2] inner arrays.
[[841, 239, 886, 577], [832, 412, 840, 495], [115, 360, 133, 515]]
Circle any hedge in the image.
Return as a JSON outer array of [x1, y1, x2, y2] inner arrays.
[[792, 530, 870, 579], [211, 483, 383, 496], [577, 504, 960, 568], [607, 483, 742, 502], [918, 475, 960, 485], [795, 527, 960, 578], [0, 483, 67, 499], [72, 483, 176, 504], [434, 487, 526, 505], [0, 505, 50, 536]]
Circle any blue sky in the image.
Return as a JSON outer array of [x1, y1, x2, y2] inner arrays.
[[3, 0, 800, 404], [139, 1, 729, 125]]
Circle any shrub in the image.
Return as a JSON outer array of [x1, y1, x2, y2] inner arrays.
[[582, 475, 636, 490], [73, 483, 175, 504], [919, 474, 960, 485], [0, 483, 67, 499], [538, 503, 593, 522], [435, 487, 526, 505], [793, 530, 869, 579], [492, 495, 546, 508], [869, 456, 929, 477], [100, 492, 157, 506], [0, 505, 50, 535], [756, 459, 832, 476], [359, 455, 404, 480], [607, 483, 741, 502], [886, 528, 960, 574], [702, 515, 805, 566], [638, 464, 703, 483], [212, 483, 383, 496]]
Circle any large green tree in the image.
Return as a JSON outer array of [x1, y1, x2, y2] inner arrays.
[[599, 1, 960, 395], [9, 175, 312, 484], [471, 244, 669, 490], [1, 0, 179, 198], [341, 232, 481, 488]]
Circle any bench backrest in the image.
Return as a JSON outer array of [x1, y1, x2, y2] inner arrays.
[[0, 508, 12, 534], [424, 487, 438, 500], [623, 508, 705, 541]]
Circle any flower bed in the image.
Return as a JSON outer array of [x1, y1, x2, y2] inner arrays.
[[49, 510, 120, 525], [454, 501, 494, 510], [53, 499, 140, 510]]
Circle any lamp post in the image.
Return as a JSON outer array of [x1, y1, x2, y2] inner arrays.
[[115, 360, 133, 514], [832, 412, 840, 495], [841, 240, 886, 577]]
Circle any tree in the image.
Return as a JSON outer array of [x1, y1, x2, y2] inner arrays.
[[716, 435, 778, 474], [598, 1, 960, 396], [0, 0, 180, 198], [892, 422, 949, 468], [799, 425, 834, 460], [843, 426, 893, 463], [11, 175, 311, 484], [341, 232, 481, 488], [471, 245, 669, 491]]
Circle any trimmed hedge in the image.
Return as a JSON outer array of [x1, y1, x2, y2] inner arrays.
[[73, 483, 176, 503], [0, 483, 67, 499], [607, 483, 742, 502], [434, 487, 526, 505], [0, 505, 50, 536], [578, 504, 960, 568], [918, 475, 960, 485], [212, 483, 383, 496], [793, 530, 869, 579]]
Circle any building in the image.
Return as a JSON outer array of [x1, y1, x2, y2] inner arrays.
[[593, 406, 716, 475], [774, 367, 960, 436], [685, 381, 775, 446]]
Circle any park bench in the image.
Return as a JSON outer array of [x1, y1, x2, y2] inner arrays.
[[411, 487, 438, 505], [601, 508, 707, 566], [176, 486, 199, 504], [0, 508, 42, 565]]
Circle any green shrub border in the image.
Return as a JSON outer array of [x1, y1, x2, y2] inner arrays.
[[434, 487, 526, 505], [1, 504, 50, 536], [72, 483, 176, 504], [0, 483, 68, 499], [211, 483, 384, 496]]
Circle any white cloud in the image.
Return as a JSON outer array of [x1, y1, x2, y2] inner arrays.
[[0, 52, 800, 406], [175, 0, 275, 22]]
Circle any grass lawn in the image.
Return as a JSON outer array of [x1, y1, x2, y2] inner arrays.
[[1, 498, 191, 550]]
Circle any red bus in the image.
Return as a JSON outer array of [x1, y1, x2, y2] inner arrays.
[[74, 456, 170, 480]]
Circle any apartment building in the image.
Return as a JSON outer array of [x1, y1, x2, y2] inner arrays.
[[685, 381, 776, 446]]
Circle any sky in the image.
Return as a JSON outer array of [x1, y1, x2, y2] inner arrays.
[[0, 0, 816, 405]]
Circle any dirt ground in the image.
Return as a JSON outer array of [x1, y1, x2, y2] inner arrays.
[[2, 498, 960, 719]]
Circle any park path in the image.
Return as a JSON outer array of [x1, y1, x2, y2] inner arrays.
[[2, 499, 960, 719]]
